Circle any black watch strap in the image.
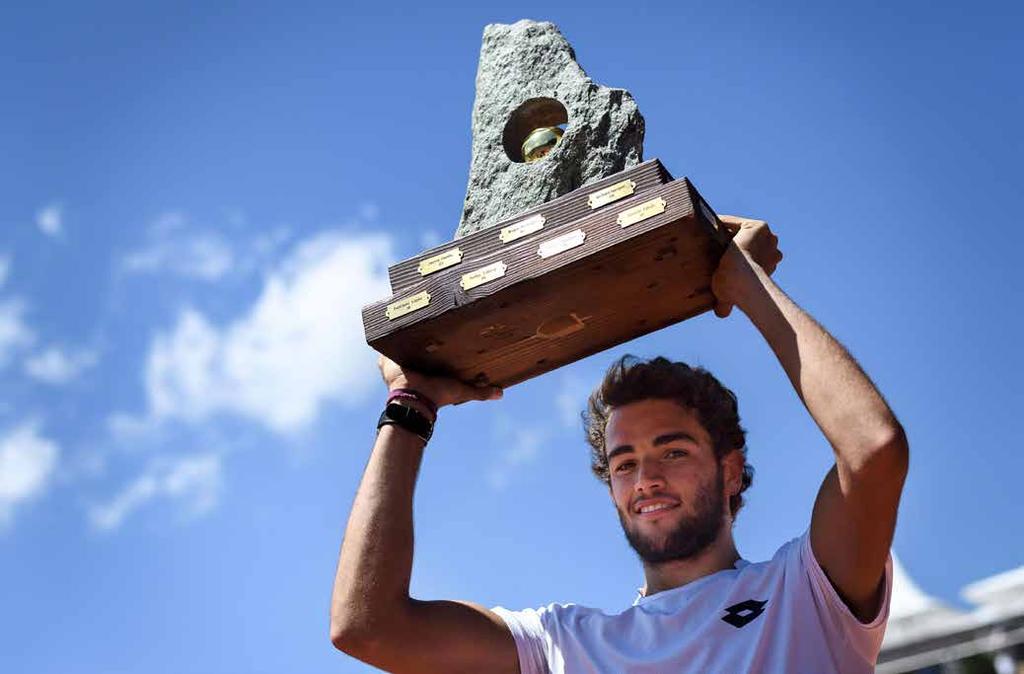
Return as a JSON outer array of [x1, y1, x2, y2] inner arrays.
[[377, 401, 434, 443]]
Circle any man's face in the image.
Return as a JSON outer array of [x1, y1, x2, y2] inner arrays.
[[605, 399, 731, 564]]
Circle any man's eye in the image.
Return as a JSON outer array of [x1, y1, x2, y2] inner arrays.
[[666, 449, 688, 458], [615, 462, 635, 473]]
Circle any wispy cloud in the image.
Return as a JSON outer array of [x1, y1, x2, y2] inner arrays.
[[24, 347, 98, 385], [120, 211, 294, 282], [0, 298, 34, 369], [88, 453, 222, 532], [0, 256, 35, 368], [121, 212, 234, 281], [419, 229, 442, 249], [118, 231, 393, 434], [359, 203, 379, 221], [36, 203, 63, 238], [0, 421, 60, 529], [486, 415, 548, 491], [555, 374, 592, 431], [484, 375, 593, 491]]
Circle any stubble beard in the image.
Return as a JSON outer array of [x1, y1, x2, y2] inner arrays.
[[617, 463, 727, 564]]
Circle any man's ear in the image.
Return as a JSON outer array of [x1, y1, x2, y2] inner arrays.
[[722, 449, 745, 497]]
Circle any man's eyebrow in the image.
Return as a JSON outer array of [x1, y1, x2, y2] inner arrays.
[[654, 431, 700, 447], [607, 432, 701, 462], [606, 445, 634, 462]]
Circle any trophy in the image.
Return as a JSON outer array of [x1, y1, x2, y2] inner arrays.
[[362, 21, 733, 388]]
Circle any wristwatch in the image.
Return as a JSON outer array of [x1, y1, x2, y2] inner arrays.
[[377, 401, 434, 444]]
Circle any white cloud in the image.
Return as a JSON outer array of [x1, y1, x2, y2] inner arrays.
[[89, 453, 221, 532], [131, 231, 393, 434], [250, 226, 292, 263], [24, 347, 98, 385], [419, 229, 442, 250], [486, 415, 548, 491], [0, 422, 60, 528], [556, 374, 592, 430], [123, 229, 234, 282], [36, 203, 63, 238], [106, 412, 156, 440], [121, 212, 298, 282], [0, 298, 34, 368]]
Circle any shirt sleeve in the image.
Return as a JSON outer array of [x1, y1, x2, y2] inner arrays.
[[797, 528, 894, 663], [491, 605, 552, 674]]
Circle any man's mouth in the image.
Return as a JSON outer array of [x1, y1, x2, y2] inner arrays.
[[633, 499, 681, 518]]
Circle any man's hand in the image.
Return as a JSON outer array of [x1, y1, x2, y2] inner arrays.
[[710, 215, 784, 318], [378, 355, 503, 414]]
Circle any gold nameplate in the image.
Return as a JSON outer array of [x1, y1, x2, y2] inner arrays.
[[386, 291, 431, 320], [460, 261, 508, 291], [617, 198, 666, 228], [499, 214, 546, 244], [538, 229, 586, 259], [587, 180, 636, 209], [418, 248, 464, 276]]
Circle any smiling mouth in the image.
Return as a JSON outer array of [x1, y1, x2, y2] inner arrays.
[[635, 503, 680, 518]]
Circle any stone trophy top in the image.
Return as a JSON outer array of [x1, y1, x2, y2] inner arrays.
[[456, 19, 645, 238]]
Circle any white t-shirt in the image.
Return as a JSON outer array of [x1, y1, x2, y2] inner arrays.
[[493, 529, 893, 673]]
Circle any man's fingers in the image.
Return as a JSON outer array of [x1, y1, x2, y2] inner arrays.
[[475, 385, 503, 401], [714, 301, 733, 318], [720, 220, 742, 234], [454, 382, 503, 404], [718, 215, 744, 236], [720, 214, 766, 227]]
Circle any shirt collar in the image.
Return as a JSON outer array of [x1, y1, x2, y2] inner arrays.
[[632, 558, 749, 607]]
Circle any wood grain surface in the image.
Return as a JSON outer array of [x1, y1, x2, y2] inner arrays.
[[363, 172, 730, 388]]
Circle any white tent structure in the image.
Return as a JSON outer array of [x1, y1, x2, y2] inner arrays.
[[878, 555, 1024, 673]]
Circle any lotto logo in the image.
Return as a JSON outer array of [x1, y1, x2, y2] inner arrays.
[[721, 599, 768, 628]]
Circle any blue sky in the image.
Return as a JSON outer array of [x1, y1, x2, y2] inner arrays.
[[1, 1, 1021, 672]]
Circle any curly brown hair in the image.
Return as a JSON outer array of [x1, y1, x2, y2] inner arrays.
[[584, 355, 755, 520]]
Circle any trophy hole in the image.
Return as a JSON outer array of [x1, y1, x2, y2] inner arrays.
[[503, 97, 569, 163]]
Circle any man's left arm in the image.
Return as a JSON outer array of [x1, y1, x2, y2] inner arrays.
[[712, 215, 909, 623]]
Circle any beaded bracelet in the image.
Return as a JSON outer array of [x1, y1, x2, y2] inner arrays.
[[387, 388, 439, 417]]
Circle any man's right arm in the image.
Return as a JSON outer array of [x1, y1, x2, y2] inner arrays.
[[329, 358, 520, 673]]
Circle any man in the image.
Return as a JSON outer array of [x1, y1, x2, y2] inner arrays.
[[330, 216, 908, 673]]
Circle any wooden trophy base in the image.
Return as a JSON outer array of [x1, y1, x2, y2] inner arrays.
[[362, 159, 732, 388]]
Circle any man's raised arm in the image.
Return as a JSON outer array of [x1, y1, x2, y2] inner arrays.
[[711, 215, 908, 622], [329, 357, 520, 673]]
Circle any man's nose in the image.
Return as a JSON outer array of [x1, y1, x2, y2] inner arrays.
[[634, 459, 665, 492]]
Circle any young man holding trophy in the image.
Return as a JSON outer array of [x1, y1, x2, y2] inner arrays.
[[331, 214, 908, 673]]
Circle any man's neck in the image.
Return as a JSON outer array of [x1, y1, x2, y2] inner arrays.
[[639, 528, 741, 598]]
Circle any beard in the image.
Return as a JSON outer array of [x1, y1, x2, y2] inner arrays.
[[617, 463, 726, 564]]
